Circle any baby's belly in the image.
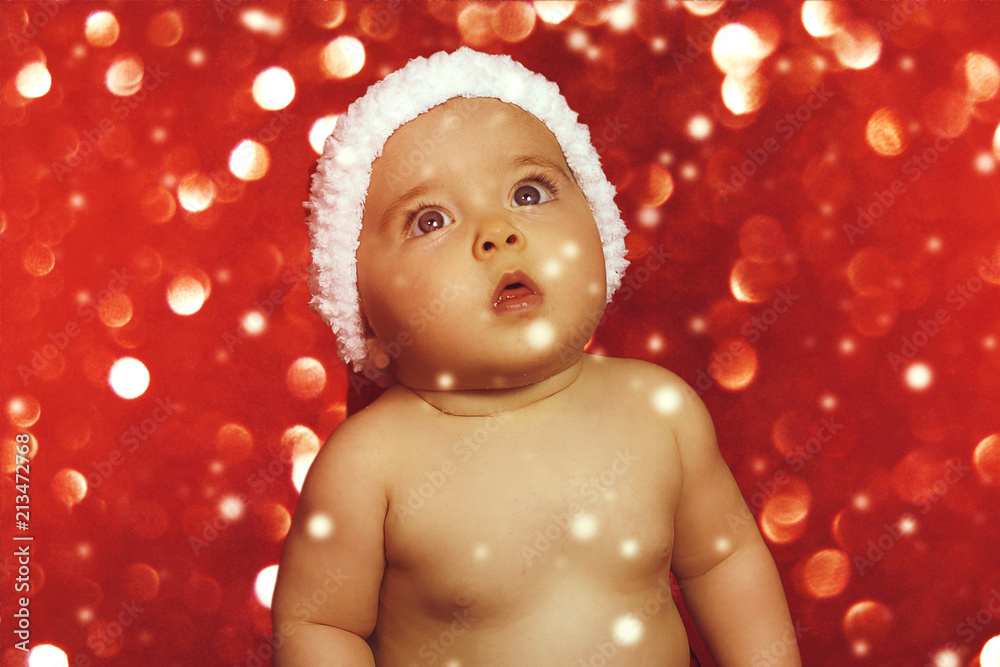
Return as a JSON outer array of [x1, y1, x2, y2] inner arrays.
[[370, 571, 690, 666], [372, 418, 685, 665]]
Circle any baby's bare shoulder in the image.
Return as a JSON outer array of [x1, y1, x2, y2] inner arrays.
[[308, 386, 421, 480], [584, 355, 713, 448], [584, 354, 695, 405]]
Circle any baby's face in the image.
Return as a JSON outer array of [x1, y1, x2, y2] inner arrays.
[[356, 97, 607, 390]]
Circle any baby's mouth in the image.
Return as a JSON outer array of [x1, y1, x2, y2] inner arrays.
[[492, 270, 543, 313]]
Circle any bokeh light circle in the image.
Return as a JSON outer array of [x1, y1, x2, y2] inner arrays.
[[321, 36, 365, 79], [457, 3, 496, 47], [708, 338, 758, 391], [148, 10, 184, 47], [800, 548, 850, 598], [124, 562, 161, 601], [16, 62, 52, 99], [832, 21, 882, 70], [28, 645, 69, 667], [178, 172, 216, 212], [85, 11, 120, 47], [684, 1, 725, 17], [492, 1, 536, 43], [254, 565, 279, 608], [629, 163, 674, 207], [904, 362, 933, 391], [721, 72, 765, 115], [973, 433, 1000, 484], [712, 23, 768, 77], [108, 357, 150, 399], [982, 635, 1000, 667], [52, 469, 87, 508], [229, 140, 270, 181], [535, 1, 575, 24], [167, 274, 208, 315], [760, 494, 810, 544], [801, 1, 849, 38], [287, 357, 327, 400], [963, 52, 1000, 102], [98, 292, 133, 327], [106, 56, 145, 96], [759, 479, 812, 545], [843, 600, 893, 646], [309, 115, 339, 154], [252, 67, 295, 110], [865, 108, 907, 156], [8, 395, 41, 427], [216, 423, 254, 464]]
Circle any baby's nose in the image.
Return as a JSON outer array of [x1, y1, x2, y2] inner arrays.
[[474, 219, 524, 259]]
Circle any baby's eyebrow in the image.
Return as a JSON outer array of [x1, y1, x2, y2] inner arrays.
[[508, 154, 574, 183], [377, 182, 432, 231]]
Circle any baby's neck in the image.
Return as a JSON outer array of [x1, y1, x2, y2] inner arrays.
[[408, 359, 585, 417]]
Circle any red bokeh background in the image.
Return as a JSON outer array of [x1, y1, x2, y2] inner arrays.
[[2, 1, 1000, 666]]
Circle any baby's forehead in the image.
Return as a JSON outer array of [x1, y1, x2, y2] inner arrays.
[[387, 97, 559, 151], [418, 96, 538, 126]]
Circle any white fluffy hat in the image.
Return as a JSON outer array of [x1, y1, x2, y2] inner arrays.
[[306, 47, 629, 380]]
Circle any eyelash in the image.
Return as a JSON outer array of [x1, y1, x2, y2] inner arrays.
[[401, 199, 439, 234], [521, 171, 560, 198], [401, 172, 560, 236]]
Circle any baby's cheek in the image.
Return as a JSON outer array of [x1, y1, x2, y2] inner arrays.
[[399, 280, 469, 334]]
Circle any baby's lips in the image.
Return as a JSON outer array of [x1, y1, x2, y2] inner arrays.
[[492, 269, 542, 307]]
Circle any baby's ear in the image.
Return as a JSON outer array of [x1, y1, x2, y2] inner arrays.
[[358, 304, 391, 370], [364, 336, 391, 370]]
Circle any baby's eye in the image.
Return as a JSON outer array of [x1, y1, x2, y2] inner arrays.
[[512, 184, 554, 207], [409, 208, 454, 237]]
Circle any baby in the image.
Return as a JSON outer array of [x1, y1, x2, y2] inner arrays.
[[273, 48, 800, 666]]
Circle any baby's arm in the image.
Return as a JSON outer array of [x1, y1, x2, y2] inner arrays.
[[670, 386, 801, 666], [272, 419, 387, 666]]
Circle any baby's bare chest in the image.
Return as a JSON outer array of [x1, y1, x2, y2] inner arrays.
[[382, 412, 682, 617]]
